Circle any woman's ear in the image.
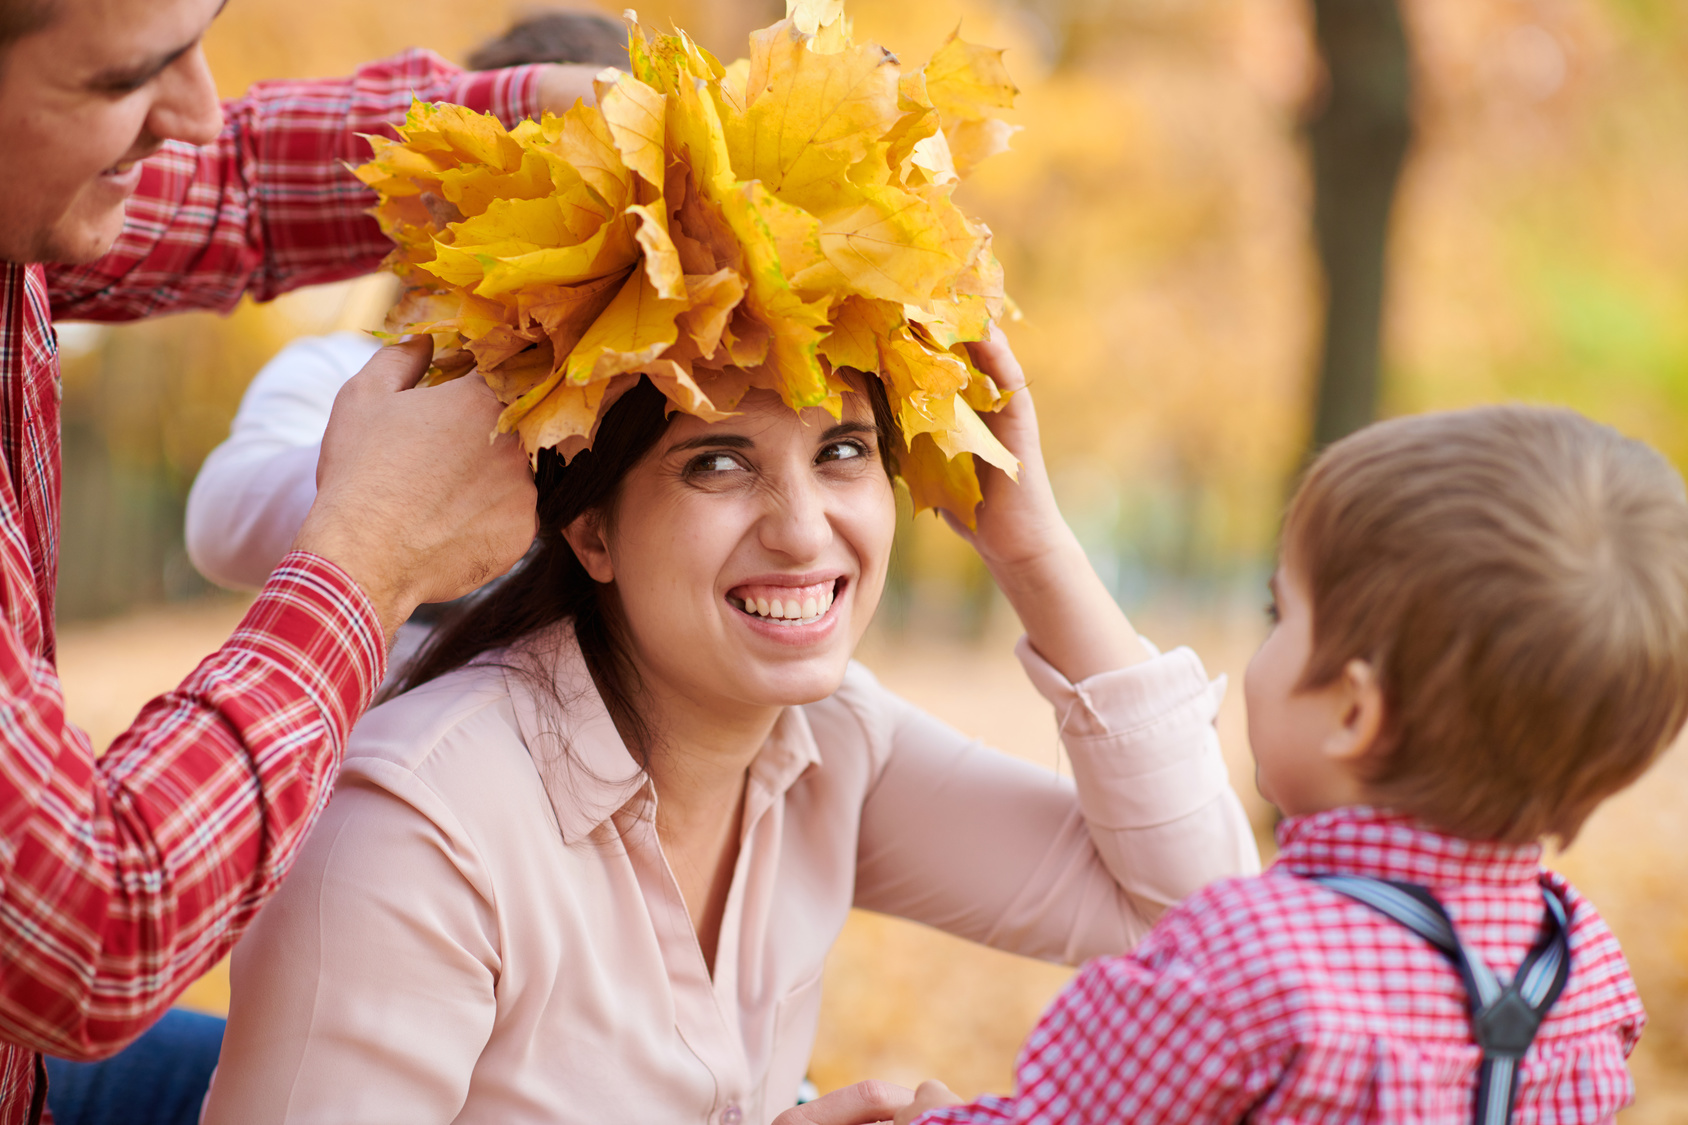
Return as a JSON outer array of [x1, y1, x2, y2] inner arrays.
[[1322, 658, 1385, 767], [562, 511, 615, 584]]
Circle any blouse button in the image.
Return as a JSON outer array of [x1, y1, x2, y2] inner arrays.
[[722, 1103, 743, 1125]]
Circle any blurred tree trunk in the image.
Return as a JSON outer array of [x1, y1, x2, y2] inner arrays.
[[1306, 0, 1414, 450]]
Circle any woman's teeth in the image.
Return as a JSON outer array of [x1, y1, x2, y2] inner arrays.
[[733, 585, 836, 624]]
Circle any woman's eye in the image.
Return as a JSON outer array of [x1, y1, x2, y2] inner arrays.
[[1264, 599, 1281, 626], [817, 439, 869, 464], [687, 452, 745, 476]]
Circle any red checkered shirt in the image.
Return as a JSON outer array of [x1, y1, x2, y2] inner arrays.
[[0, 51, 546, 1121], [920, 806, 1643, 1125]]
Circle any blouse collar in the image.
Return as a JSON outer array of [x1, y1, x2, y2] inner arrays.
[[502, 623, 822, 843]]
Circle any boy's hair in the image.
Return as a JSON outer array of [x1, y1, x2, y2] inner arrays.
[[1285, 405, 1688, 844], [466, 10, 628, 71]]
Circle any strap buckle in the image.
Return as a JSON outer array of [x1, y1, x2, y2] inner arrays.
[[1311, 874, 1571, 1125]]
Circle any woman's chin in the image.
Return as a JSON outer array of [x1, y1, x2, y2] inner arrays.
[[728, 650, 857, 710]]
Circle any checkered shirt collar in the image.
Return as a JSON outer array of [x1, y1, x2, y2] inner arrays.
[[1273, 806, 1544, 890]]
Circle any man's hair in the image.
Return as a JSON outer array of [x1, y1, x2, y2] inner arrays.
[[1285, 405, 1688, 844], [466, 10, 628, 70]]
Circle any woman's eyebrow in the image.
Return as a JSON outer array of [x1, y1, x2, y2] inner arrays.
[[822, 421, 877, 442], [666, 420, 875, 454], [668, 433, 755, 453]]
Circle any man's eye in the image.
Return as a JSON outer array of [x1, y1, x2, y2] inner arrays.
[[817, 440, 868, 464]]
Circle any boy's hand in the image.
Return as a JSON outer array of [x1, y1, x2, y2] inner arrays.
[[769, 1081, 915, 1125], [894, 1081, 964, 1125], [538, 63, 604, 113]]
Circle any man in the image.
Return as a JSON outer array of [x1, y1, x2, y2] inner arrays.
[[0, 0, 595, 1119]]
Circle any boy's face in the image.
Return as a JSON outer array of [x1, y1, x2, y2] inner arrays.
[[1243, 561, 1375, 817]]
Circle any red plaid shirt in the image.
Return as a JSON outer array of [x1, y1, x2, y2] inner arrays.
[[0, 51, 545, 1121], [922, 806, 1643, 1125]]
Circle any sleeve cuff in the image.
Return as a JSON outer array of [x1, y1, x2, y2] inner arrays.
[[453, 64, 551, 127], [1016, 634, 1232, 829], [223, 552, 388, 740]]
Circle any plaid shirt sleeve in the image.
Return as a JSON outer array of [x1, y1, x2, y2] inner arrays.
[[1, 53, 546, 1075], [46, 50, 547, 321], [0, 552, 386, 1060], [918, 897, 1277, 1125]]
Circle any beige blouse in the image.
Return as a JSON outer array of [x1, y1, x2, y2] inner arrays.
[[203, 630, 1259, 1125]]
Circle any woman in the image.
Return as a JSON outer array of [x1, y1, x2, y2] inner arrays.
[[200, 329, 1258, 1125]]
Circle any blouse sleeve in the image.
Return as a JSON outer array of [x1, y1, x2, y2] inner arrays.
[[852, 638, 1259, 963], [202, 770, 498, 1125]]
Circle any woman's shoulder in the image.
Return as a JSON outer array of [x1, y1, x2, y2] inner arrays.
[[351, 662, 515, 760], [341, 662, 545, 818]]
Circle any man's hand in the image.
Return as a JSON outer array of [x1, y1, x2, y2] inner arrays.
[[292, 339, 537, 639], [892, 1081, 964, 1125], [770, 1081, 916, 1125]]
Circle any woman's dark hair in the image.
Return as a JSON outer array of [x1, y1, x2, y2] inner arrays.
[[0, 0, 53, 56], [466, 10, 629, 70], [394, 373, 899, 764]]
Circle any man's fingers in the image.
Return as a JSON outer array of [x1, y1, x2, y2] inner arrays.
[[771, 1081, 915, 1125], [356, 336, 436, 393]]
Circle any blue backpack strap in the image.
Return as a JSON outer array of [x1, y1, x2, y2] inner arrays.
[[1311, 875, 1571, 1125]]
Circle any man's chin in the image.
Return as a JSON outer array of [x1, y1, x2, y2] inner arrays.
[[4, 207, 128, 267]]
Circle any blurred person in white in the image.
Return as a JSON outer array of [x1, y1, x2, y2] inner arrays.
[[185, 10, 630, 681]]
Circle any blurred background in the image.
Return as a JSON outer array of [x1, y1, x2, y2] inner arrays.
[[51, 0, 1688, 1119]]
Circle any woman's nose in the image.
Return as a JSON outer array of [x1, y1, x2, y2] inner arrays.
[[758, 474, 832, 561], [148, 45, 224, 148]]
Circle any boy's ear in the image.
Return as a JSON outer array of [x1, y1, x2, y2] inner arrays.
[[561, 512, 615, 584], [1322, 658, 1385, 766]]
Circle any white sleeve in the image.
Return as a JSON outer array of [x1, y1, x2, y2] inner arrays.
[[185, 332, 380, 590]]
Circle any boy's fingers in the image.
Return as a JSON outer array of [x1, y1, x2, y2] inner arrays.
[[891, 1080, 965, 1125], [770, 1081, 915, 1125]]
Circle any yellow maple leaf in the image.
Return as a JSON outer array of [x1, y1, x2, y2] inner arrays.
[[796, 183, 966, 306], [354, 0, 1024, 523], [923, 30, 1020, 120], [726, 20, 901, 203], [597, 70, 668, 191]]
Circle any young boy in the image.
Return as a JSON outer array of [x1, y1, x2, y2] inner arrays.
[[903, 405, 1688, 1124]]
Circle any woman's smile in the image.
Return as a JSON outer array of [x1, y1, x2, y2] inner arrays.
[[727, 576, 848, 641]]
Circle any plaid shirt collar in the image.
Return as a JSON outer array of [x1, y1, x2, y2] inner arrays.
[[1272, 805, 1544, 890]]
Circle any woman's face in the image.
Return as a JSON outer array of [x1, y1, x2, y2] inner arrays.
[[576, 387, 897, 716]]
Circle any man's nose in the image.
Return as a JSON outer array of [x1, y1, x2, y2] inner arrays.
[[148, 45, 223, 148]]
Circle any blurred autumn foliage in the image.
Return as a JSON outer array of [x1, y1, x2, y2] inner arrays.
[[58, 0, 1688, 625], [50, 0, 1688, 1116]]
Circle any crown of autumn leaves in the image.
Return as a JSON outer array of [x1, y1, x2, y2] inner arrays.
[[355, 0, 1021, 524]]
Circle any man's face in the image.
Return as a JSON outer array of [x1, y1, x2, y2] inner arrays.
[[0, 0, 225, 264]]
